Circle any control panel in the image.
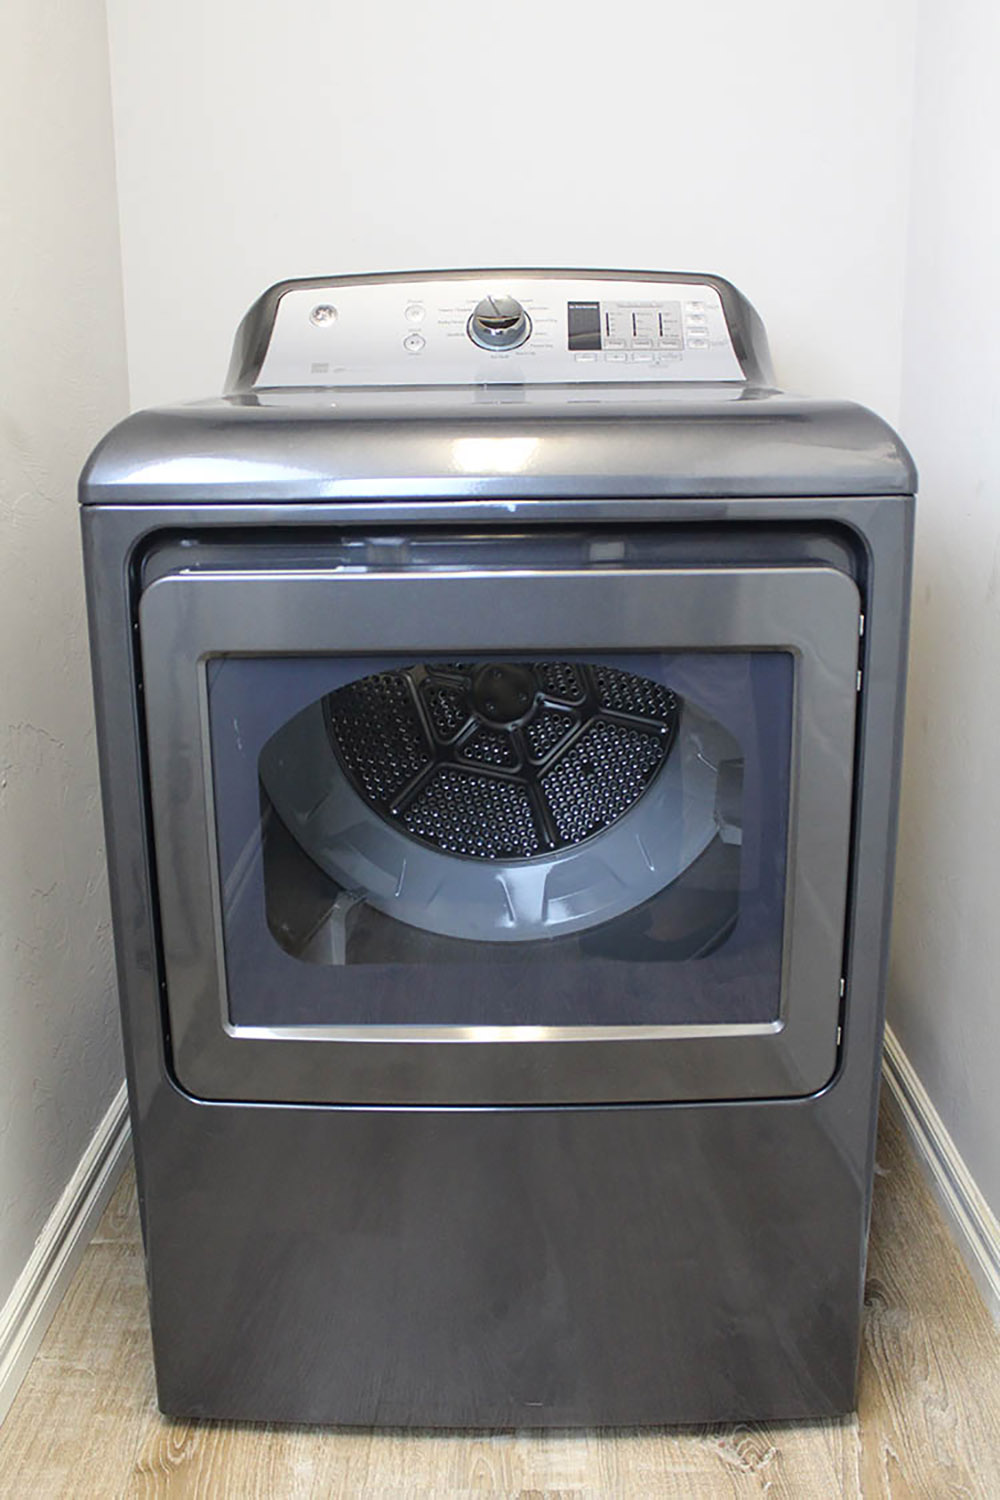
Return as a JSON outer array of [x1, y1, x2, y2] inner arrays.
[[251, 274, 745, 387]]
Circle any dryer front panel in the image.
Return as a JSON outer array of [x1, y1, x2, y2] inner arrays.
[[139, 557, 859, 1105]]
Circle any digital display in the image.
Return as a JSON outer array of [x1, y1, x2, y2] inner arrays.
[[567, 299, 689, 353], [567, 301, 602, 351]]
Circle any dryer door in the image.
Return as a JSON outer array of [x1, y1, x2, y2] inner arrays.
[[139, 556, 860, 1105]]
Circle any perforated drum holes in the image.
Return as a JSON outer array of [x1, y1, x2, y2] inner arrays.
[[322, 660, 680, 861]]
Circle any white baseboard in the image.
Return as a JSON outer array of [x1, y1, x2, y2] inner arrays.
[[882, 1027, 1000, 1325], [0, 1082, 131, 1426]]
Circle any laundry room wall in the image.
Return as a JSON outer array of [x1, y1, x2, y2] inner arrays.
[[104, 0, 916, 420], [0, 0, 129, 1406], [889, 0, 1000, 1248]]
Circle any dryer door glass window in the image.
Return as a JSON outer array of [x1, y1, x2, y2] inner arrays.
[[207, 649, 791, 1029]]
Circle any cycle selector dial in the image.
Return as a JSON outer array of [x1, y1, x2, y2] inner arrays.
[[467, 295, 531, 351]]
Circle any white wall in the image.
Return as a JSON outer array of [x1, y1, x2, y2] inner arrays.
[[0, 0, 128, 1311], [106, 0, 916, 417], [889, 0, 1000, 1218]]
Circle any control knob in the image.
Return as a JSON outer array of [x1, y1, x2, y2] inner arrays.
[[467, 295, 531, 351]]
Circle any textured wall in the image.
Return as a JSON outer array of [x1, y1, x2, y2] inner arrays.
[[0, 0, 128, 1306], [889, 0, 1000, 1219], [104, 0, 916, 419]]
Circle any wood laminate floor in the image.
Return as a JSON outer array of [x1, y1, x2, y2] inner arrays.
[[1, 1094, 998, 1498]]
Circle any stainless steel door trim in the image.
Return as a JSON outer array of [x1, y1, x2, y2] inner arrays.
[[139, 564, 860, 1106]]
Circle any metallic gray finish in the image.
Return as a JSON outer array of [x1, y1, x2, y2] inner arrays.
[[147, 1098, 867, 1426], [80, 388, 916, 505], [80, 488, 912, 1425], [80, 253, 913, 1434], [139, 563, 857, 1106]]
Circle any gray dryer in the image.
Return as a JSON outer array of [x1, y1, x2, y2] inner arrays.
[[81, 269, 914, 1425]]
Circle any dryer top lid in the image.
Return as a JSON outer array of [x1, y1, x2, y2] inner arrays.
[[80, 384, 916, 504], [80, 270, 917, 503]]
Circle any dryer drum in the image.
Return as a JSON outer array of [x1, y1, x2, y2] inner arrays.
[[258, 660, 742, 944], [324, 660, 680, 859]]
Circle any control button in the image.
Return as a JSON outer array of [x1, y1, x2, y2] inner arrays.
[[404, 304, 425, 324], [468, 295, 532, 351], [403, 332, 426, 353], [604, 340, 625, 350], [605, 352, 628, 362], [684, 301, 706, 314], [686, 337, 709, 350], [574, 352, 598, 362], [630, 352, 654, 362], [310, 304, 337, 326]]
